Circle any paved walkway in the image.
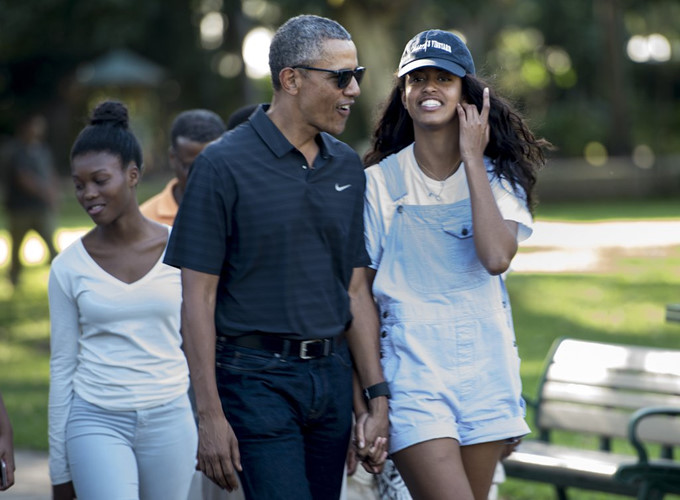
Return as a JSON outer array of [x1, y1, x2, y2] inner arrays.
[[513, 220, 680, 273], [4, 220, 679, 499], [3, 449, 49, 499]]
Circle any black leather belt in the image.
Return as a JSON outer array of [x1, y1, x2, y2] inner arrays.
[[222, 333, 338, 360]]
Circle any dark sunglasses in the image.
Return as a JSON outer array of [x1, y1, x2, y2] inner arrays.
[[293, 66, 366, 89]]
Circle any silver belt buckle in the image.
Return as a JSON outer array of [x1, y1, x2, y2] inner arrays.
[[299, 339, 330, 359]]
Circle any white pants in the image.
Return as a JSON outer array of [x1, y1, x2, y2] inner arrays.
[[66, 394, 197, 500]]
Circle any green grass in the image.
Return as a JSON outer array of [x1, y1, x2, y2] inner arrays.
[[0, 266, 51, 450], [0, 192, 679, 499], [534, 197, 679, 221]]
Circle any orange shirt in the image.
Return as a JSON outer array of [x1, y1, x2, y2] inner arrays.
[[140, 178, 179, 226]]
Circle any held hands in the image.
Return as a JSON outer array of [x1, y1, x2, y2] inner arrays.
[[457, 87, 491, 163], [197, 414, 242, 491], [352, 401, 389, 474]]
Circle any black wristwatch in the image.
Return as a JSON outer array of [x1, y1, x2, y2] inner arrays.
[[363, 381, 391, 400]]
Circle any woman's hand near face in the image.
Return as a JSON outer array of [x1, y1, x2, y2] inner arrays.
[[457, 87, 490, 164]]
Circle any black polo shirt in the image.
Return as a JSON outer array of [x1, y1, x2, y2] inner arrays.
[[164, 105, 370, 340]]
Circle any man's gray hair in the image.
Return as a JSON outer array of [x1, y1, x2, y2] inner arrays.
[[269, 14, 352, 91]]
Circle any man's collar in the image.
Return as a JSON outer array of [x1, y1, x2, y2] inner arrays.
[[250, 104, 334, 160]]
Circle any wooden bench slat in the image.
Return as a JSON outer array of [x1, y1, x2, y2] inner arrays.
[[552, 340, 680, 377], [538, 401, 631, 438], [542, 381, 680, 410], [506, 441, 637, 475], [538, 401, 680, 445], [503, 441, 680, 495], [546, 366, 680, 394]]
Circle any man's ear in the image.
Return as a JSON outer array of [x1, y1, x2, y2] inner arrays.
[[279, 67, 300, 95]]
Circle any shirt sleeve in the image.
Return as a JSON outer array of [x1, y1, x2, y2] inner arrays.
[[47, 264, 79, 485], [164, 156, 235, 274], [363, 167, 387, 270], [493, 176, 533, 243], [349, 165, 371, 269]]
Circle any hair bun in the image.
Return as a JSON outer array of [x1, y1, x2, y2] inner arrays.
[[90, 101, 129, 128]]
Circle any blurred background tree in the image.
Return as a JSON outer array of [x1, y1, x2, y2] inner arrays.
[[0, 0, 678, 187]]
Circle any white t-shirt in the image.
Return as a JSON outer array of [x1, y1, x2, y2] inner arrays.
[[364, 143, 533, 269], [47, 229, 189, 484]]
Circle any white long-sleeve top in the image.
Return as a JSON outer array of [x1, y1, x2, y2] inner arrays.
[[47, 231, 190, 485]]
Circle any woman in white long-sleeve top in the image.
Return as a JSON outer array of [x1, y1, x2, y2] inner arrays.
[[48, 100, 197, 500]]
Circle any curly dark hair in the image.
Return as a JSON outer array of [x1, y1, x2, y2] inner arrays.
[[71, 100, 143, 171], [363, 74, 551, 213]]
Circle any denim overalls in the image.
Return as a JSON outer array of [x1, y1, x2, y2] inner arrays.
[[372, 154, 530, 454]]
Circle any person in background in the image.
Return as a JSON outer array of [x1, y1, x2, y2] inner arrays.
[[164, 14, 388, 500], [142, 109, 249, 500], [140, 109, 226, 225], [362, 29, 550, 500], [2, 113, 59, 287], [225, 104, 259, 132], [48, 100, 197, 500], [0, 391, 15, 491]]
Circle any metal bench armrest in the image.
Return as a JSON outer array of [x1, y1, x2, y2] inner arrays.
[[627, 406, 680, 464]]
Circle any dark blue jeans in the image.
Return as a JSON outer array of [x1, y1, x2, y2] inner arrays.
[[215, 337, 353, 500]]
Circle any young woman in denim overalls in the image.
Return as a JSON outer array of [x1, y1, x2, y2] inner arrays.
[[362, 30, 551, 500]]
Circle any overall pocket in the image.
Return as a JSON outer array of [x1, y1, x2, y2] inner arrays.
[[402, 214, 486, 294]]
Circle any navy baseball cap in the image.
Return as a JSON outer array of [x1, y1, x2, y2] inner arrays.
[[398, 29, 475, 78]]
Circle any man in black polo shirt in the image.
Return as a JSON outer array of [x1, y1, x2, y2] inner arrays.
[[165, 14, 388, 500]]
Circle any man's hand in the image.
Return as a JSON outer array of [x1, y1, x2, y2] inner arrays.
[[197, 413, 242, 491], [345, 440, 359, 477], [353, 398, 389, 474]]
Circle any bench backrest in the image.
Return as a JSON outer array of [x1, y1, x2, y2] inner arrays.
[[535, 338, 680, 445]]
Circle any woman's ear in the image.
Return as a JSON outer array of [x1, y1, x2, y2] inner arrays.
[[127, 162, 140, 187]]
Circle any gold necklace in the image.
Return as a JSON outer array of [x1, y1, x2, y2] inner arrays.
[[415, 158, 462, 201]]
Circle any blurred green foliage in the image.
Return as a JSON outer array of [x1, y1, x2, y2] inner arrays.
[[1, 0, 679, 172]]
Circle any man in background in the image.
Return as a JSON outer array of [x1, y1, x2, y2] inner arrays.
[[2, 113, 60, 287], [141, 108, 235, 500], [140, 109, 226, 225]]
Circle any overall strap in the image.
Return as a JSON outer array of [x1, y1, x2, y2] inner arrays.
[[378, 153, 408, 202]]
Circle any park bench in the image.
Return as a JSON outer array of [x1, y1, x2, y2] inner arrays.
[[666, 303, 680, 323], [502, 337, 680, 500]]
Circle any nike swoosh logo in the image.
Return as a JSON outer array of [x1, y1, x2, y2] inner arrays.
[[335, 183, 351, 192]]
